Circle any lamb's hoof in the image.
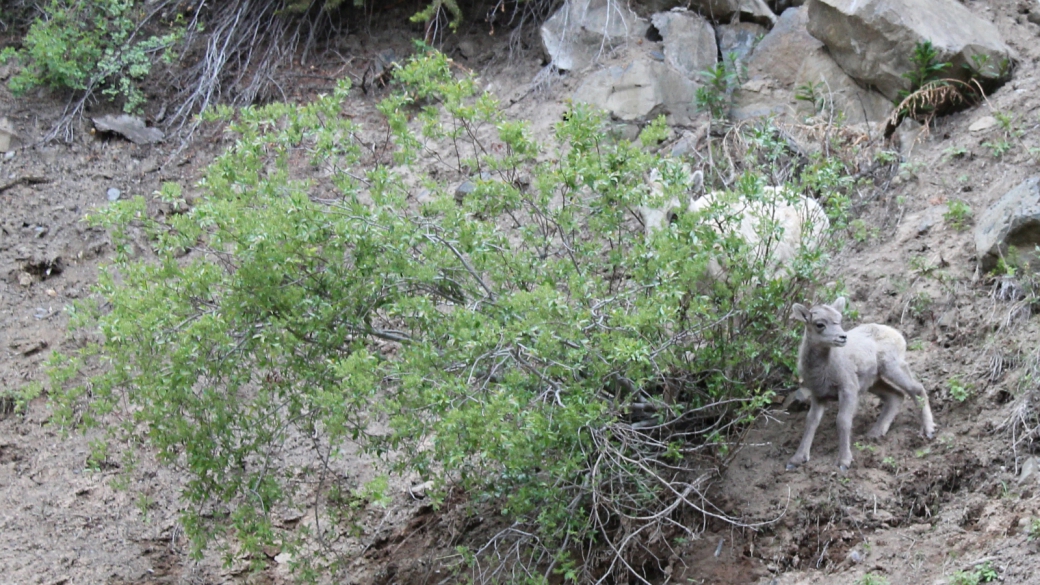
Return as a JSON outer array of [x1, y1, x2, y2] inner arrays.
[[785, 462, 799, 471], [921, 429, 935, 440], [865, 430, 883, 440], [838, 464, 849, 472]]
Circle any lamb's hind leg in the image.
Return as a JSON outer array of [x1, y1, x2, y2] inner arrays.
[[881, 361, 935, 439], [787, 396, 826, 470], [866, 384, 903, 439]]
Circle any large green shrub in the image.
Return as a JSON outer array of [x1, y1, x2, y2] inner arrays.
[[51, 50, 840, 581], [1, 0, 180, 112]]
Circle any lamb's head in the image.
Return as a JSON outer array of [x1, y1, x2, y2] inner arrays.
[[791, 297, 848, 348], [636, 166, 704, 236]]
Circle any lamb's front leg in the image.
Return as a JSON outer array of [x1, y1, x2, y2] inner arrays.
[[836, 387, 859, 471], [787, 396, 825, 470]]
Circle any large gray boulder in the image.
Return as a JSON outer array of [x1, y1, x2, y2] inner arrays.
[[748, 5, 823, 84], [975, 178, 1040, 273], [806, 0, 1014, 102], [687, 0, 777, 27], [650, 9, 717, 79], [541, 0, 649, 72], [572, 57, 699, 123], [735, 7, 891, 123], [716, 22, 769, 68]]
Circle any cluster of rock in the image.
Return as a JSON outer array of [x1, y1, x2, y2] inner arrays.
[[541, 0, 1014, 127]]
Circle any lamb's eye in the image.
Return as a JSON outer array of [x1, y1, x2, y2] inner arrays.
[[815, 322, 825, 330]]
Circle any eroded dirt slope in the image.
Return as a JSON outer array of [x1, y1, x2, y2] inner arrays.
[[2, 1, 1040, 584]]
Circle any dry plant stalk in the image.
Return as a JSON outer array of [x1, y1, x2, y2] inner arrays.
[[883, 78, 985, 139]]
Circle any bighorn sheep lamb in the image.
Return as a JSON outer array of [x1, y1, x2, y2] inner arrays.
[[636, 168, 830, 281], [787, 297, 936, 471]]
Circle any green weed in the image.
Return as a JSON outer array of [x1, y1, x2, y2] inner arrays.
[[858, 573, 889, 585], [696, 53, 744, 120], [948, 377, 973, 402], [944, 199, 973, 230]]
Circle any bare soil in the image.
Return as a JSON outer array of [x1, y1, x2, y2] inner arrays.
[[2, 1, 1040, 584]]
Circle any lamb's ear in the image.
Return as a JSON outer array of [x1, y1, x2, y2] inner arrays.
[[831, 297, 847, 313], [689, 169, 704, 193], [791, 303, 811, 323]]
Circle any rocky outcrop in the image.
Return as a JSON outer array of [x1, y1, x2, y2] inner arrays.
[[570, 8, 717, 124], [573, 58, 699, 123], [650, 10, 717, 79], [747, 6, 821, 84], [734, 7, 891, 123], [976, 178, 1040, 273], [716, 22, 768, 68], [541, 0, 649, 72], [687, 0, 777, 27], [805, 0, 1014, 101]]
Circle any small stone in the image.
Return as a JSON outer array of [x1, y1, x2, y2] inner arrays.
[[274, 552, 292, 564], [1028, 10, 1040, 25], [782, 387, 812, 410], [415, 188, 434, 203], [107, 187, 121, 202], [18, 272, 33, 287], [454, 180, 476, 204], [969, 116, 998, 133], [39, 148, 59, 166], [456, 39, 476, 59], [45, 289, 57, 297], [846, 549, 864, 563], [0, 117, 22, 152], [1018, 456, 1038, 484], [409, 480, 434, 499], [3, 151, 14, 160], [139, 157, 159, 174], [453, 173, 493, 204]]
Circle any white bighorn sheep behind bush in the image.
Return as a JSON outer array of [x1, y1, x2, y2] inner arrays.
[[636, 167, 830, 282], [788, 297, 936, 471]]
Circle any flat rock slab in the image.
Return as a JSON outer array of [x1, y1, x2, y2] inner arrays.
[[806, 0, 1014, 101], [969, 116, 999, 133], [975, 177, 1040, 273], [92, 115, 164, 145], [573, 57, 698, 123]]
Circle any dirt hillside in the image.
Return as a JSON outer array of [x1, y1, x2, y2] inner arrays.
[[2, 1, 1040, 584]]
